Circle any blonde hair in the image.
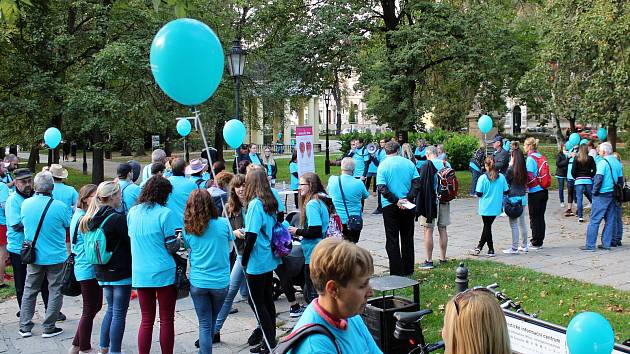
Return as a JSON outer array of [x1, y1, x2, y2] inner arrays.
[[309, 238, 374, 293], [523, 137, 538, 152], [79, 181, 121, 233], [262, 146, 276, 166], [443, 290, 511, 354], [402, 143, 415, 161]]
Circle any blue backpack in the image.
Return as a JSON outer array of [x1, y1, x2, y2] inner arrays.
[[84, 214, 116, 265], [271, 222, 292, 258]]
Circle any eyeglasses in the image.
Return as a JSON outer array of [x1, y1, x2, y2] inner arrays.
[[299, 183, 309, 186], [453, 287, 494, 315]]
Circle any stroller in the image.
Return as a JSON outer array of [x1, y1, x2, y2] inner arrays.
[[273, 211, 306, 300]]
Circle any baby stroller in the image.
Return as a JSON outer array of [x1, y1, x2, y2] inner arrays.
[[273, 211, 305, 300]]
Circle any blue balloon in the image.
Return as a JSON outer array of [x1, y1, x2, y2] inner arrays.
[[580, 138, 589, 145], [223, 119, 246, 149], [566, 312, 614, 354], [150, 18, 224, 106], [478, 115, 493, 134], [176, 119, 192, 137], [565, 142, 574, 151], [569, 133, 581, 146], [597, 127, 607, 141], [44, 127, 62, 149]]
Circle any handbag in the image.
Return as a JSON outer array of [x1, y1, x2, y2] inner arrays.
[[504, 198, 524, 218], [603, 159, 624, 203], [173, 251, 190, 300], [61, 218, 82, 297], [21, 198, 53, 264], [337, 177, 363, 231]]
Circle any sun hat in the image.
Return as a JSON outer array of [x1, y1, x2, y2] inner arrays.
[[48, 164, 69, 179], [185, 159, 207, 175]]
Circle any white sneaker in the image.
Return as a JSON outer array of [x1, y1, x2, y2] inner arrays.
[[518, 246, 528, 253], [560, 203, 565, 208], [502, 248, 519, 255]]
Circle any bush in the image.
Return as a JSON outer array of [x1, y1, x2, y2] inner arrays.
[[444, 134, 480, 171], [339, 131, 395, 154]]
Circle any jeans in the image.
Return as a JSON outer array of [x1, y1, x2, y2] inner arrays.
[[613, 202, 623, 244], [137, 286, 177, 354], [585, 193, 618, 249], [477, 216, 496, 251], [528, 189, 548, 247], [100, 285, 131, 354], [73, 279, 103, 351], [246, 271, 276, 348], [19, 263, 64, 332], [191, 286, 228, 354], [382, 205, 415, 275], [509, 213, 528, 250], [215, 255, 249, 333], [557, 177, 565, 203], [8, 252, 49, 310], [470, 168, 482, 195], [575, 184, 593, 218], [303, 264, 317, 304]]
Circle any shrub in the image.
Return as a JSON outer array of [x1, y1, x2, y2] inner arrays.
[[339, 131, 395, 154], [444, 134, 480, 171]]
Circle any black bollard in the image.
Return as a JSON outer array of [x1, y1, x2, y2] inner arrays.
[[456, 262, 469, 293]]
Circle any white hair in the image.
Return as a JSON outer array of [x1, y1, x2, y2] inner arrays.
[[151, 149, 166, 163], [599, 142, 613, 155], [426, 145, 438, 157], [34, 171, 54, 193], [340, 157, 356, 174]]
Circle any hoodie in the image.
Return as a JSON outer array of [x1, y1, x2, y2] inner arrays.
[[88, 206, 131, 282]]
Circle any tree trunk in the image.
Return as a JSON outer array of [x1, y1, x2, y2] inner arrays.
[[553, 113, 564, 151], [608, 123, 617, 151], [0, 146, 5, 160], [27, 144, 39, 172]]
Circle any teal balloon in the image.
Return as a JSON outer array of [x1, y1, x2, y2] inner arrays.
[[597, 127, 607, 141], [150, 18, 224, 106], [580, 138, 589, 145], [478, 115, 493, 134], [566, 312, 614, 354], [569, 133, 581, 146], [223, 119, 246, 149], [176, 119, 192, 137], [565, 142, 574, 151], [44, 127, 62, 149]]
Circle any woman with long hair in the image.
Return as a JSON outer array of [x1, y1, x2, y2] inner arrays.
[[241, 169, 281, 353], [524, 137, 549, 249], [69, 184, 99, 354], [289, 149, 299, 208], [288, 172, 331, 304], [401, 143, 417, 165], [127, 176, 179, 354], [571, 144, 596, 222], [503, 149, 528, 254], [262, 146, 277, 187], [78, 181, 131, 354], [183, 189, 233, 354], [470, 157, 508, 257], [442, 289, 511, 354]]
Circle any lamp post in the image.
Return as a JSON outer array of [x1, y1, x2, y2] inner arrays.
[[227, 39, 247, 121], [324, 88, 332, 174]]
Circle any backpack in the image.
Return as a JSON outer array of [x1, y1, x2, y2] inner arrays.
[[271, 222, 293, 258], [84, 214, 117, 265], [274, 323, 341, 354], [527, 154, 551, 189], [326, 214, 343, 239], [437, 162, 458, 202], [120, 183, 131, 214]]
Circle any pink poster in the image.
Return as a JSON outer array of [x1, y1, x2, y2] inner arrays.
[[295, 126, 315, 176]]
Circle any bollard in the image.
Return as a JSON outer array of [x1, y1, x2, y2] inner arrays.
[[456, 262, 469, 293]]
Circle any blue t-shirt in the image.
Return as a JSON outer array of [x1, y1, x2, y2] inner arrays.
[[302, 199, 330, 264], [476, 174, 508, 216], [291, 302, 383, 354], [21, 194, 71, 265], [183, 217, 234, 289], [0, 182, 9, 225], [5, 192, 26, 254], [508, 195, 528, 206], [52, 182, 78, 214], [367, 149, 386, 174], [327, 175, 368, 224], [566, 156, 574, 180], [119, 180, 141, 214], [70, 209, 96, 281], [166, 175, 197, 228], [250, 153, 262, 166], [352, 147, 370, 178], [289, 162, 299, 190], [414, 146, 427, 169], [127, 203, 178, 288], [272, 188, 286, 213], [188, 175, 208, 189], [376, 156, 419, 208], [526, 152, 544, 193], [1, 174, 14, 191], [244, 198, 281, 275], [469, 161, 481, 172], [596, 156, 623, 193]]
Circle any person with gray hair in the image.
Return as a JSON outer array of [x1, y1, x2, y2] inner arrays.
[[141, 149, 168, 183], [581, 142, 624, 250], [327, 157, 369, 243], [18, 171, 72, 338]]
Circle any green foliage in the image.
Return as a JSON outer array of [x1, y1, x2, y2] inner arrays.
[[338, 131, 394, 154], [443, 134, 479, 171], [412, 129, 452, 146]]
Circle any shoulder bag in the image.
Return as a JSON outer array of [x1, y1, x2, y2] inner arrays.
[[61, 218, 82, 296], [603, 159, 624, 203], [338, 177, 363, 231], [21, 198, 53, 264]]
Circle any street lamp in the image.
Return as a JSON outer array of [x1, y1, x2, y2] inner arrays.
[[227, 39, 247, 121], [324, 88, 332, 174]]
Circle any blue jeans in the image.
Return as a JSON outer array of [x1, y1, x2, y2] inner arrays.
[[557, 177, 565, 203], [585, 193, 617, 249], [575, 183, 593, 218], [214, 255, 248, 333], [613, 202, 623, 244], [470, 168, 482, 195], [100, 285, 132, 354], [191, 286, 228, 354]]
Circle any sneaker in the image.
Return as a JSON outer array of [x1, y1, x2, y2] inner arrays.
[[250, 343, 270, 353], [371, 209, 382, 215], [560, 203, 565, 208], [502, 248, 519, 255], [248, 327, 263, 346], [57, 312, 67, 322], [18, 329, 32, 338], [529, 244, 543, 250], [468, 248, 481, 256], [289, 303, 304, 318], [597, 245, 611, 250], [420, 260, 434, 270], [487, 250, 496, 257], [42, 327, 64, 338], [579, 246, 595, 252], [438, 259, 448, 264], [229, 307, 238, 314], [578, 217, 584, 223], [564, 210, 575, 217], [518, 246, 529, 253]]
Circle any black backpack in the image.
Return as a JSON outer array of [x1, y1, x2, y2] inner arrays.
[[274, 324, 341, 354]]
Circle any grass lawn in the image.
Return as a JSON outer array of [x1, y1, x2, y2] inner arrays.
[[386, 259, 630, 346], [0, 267, 14, 301], [36, 164, 93, 191]]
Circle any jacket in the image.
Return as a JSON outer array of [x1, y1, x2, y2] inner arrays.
[[571, 156, 596, 181], [556, 152, 569, 178], [88, 206, 132, 282], [493, 148, 510, 175], [415, 161, 438, 222]]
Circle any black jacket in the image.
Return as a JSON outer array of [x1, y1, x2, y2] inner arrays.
[[493, 148, 510, 175], [415, 161, 438, 222], [556, 152, 569, 178], [88, 206, 131, 282], [571, 156, 596, 181], [263, 163, 278, 179]]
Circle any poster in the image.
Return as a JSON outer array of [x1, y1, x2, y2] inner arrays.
[[151, 135, 160, 149], [295, 126, 315, 176]]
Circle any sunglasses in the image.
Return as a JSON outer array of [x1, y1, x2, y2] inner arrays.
[[453, 287, 494, 315]]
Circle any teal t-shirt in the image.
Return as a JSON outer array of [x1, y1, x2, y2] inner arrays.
[[376, 155, 419, 208], [70, 209, 96, 281], [21, 194, 71, 265], [302, 199, 329, 264], [567, 157, 574, 181], [119, 180, 141, 214], [272, 188, 286, 213], [250, 153, 262, 166], [127, 203, 177, 288], [188, 175, 208, 189], [526, 152, 544, 193], [291, 302, 383, 354], [476, 174, 508, 216], [183, 217, 234, 289], [352, 147, 370, 178], [244, 198, 281, 275], [52, 182, 78, 215], [327, 175, 368, 224], [596, 156, 623, 193], [0, 182, 9, 225], [415, 146, 427, 169], [166, 175, 197, 228], [289, 162, 299, 190], [5, 192, 26, 254]]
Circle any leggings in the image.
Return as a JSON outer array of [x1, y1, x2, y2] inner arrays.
[[246, 272, 277, 348], [477, 216, 496, 251], [72, 279, 103, 351], [137, 286, 177, 354], [567, 180, 576, 204]]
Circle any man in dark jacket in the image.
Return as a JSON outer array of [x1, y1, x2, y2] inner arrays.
[[491, 135, 510, 175]]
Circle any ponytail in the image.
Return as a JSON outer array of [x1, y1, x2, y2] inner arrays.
[[485, 157, 498, 181]]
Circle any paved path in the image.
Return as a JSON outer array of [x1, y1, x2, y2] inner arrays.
[[0, 189, 628, 353]]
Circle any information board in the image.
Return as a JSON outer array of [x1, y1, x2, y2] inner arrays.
[[295, 126, 315, 176]]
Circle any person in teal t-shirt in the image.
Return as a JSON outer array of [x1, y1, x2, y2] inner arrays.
[[327, 158, 369, 243], [117, 163, 141, 214], [166, 158, 197, 228], [350, 138, 370, 181], [249, 144, 263, 166], [414, 139, 428, 170]]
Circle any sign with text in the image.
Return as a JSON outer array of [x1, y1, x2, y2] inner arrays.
[[296, 126, 315, 176], [151, 135, 160, 149]]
